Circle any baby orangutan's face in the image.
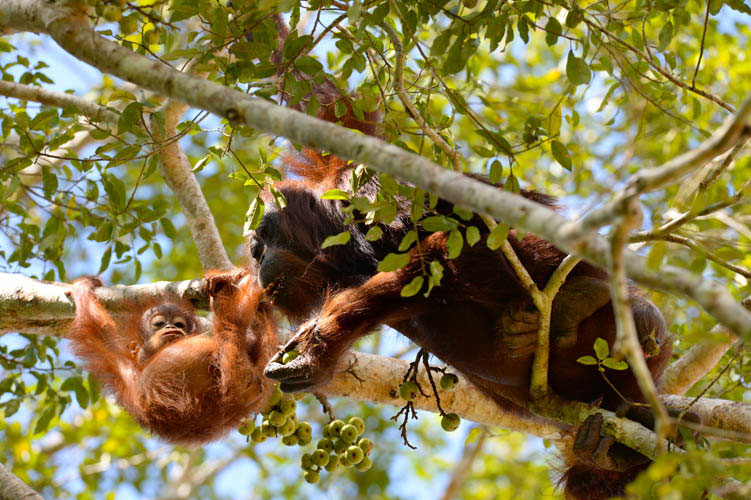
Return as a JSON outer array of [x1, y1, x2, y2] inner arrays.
[[137, 304, 195, 363]]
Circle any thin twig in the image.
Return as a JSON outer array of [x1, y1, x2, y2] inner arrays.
[[692, 1, 712, 89]]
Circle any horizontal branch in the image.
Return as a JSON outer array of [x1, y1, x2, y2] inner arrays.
[[3, 273, 751, 455], [4, 0, 749, 343], [0, 79, 118, 124], [324, 351, 568, 440], [0, 272, 205, 335]]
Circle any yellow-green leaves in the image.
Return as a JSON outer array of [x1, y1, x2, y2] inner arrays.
[[566, 51, 590, 86]]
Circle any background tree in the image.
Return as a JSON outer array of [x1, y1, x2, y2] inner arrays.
[[1, 0, 751, 498]]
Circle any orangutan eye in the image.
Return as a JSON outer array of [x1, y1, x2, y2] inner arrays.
[[151, 315, 166, 329]]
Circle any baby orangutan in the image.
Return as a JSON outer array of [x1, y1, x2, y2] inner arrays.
[[68, 270, 277, 444]]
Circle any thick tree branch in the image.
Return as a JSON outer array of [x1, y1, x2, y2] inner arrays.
[[0, 272, 205, 335], [152, 98, 232, 271], [660, 295, 750, 395], [3, 274, 751, 458], [0, 463, 43, 500], [609, 199, 669, 446], [0, 80, 118, 124]]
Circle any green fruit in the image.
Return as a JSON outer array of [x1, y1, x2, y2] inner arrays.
[[296, 422, 313, 440], [282, 349, 299, 364], [399, 381, 420, 402], [251, 428, 266, 443], [102, 5, 122, 22], [339, 454, 352, 467], [325, 454, 340, 472], [322, 424, 332, 439], [300, 453, 314, 470], [268, 385, 283, 407], [298, 434, 312, 446], [340, 424, 358, 443], [440, 373, 459, 391], [268, 410, 286, 427], [317, 438, 334, 453], [282, 434, 299, 446], [333, 438, 348, 454], [329, 419, 345, 437], [280, 397, 296, 416], [312, 449, 330, 467], [355, 456, 372, 471], [118, 16, 138, 35], [303, 470, 319, 484], [441, 413, 461, 432], [262, 422, 276, 437], [358, 438, 373, 455], [278, 419, 296, 437], [346, 445, 364, 464], [238, 421, 254, 435], [348, 416, 365, 435], [143, 29, 159, 45]]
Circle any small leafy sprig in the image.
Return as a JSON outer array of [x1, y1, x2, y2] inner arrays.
[[577, 338, 628, 372]]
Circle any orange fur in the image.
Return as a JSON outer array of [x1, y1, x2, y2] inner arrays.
[[68, 273, 277, 444]]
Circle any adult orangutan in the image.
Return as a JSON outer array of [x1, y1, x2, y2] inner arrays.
[[247, 93, 673, 499]]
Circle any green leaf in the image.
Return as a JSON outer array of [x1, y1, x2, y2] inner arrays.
[[294, 55, 323, 75], [378, 252, 411, 272], [398, 231, 418, 252], [41, 166, 58, 197], [486, 223, 509, 250], [517, 16, 529, 44], [577, 355, 597, 366], [489, 159, 503, 184], [61, 376, 82, 391], [365, 226, 383, 241], [566, 51, 591, 86], [421, 215, 458, 232], [593, 338, 610, 360], [401, 276, 424, 297], [34, 406, 55, 434], [551, 140, 572, 170], [321, 189, 350, 200], [102, 174, 127, 213], [117, 102, 142, 135], [658, 22, 674, 51], [447, 230, 463, 259], [98, 247, 112, 274], [565, 6, 583, 28], [3, 398, 20, 417], [192, 155, 211, 173], [74, 385, 89, 408], [602, 358, 628, 371], [334, 100, 348, 119], [545, 17, 562, 46], [442, 36, 466, 74], [160, 218, 177, 239], [431, 32, 452, 57], [466, 226, 481, 247], [321, 230, 351, 249]]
